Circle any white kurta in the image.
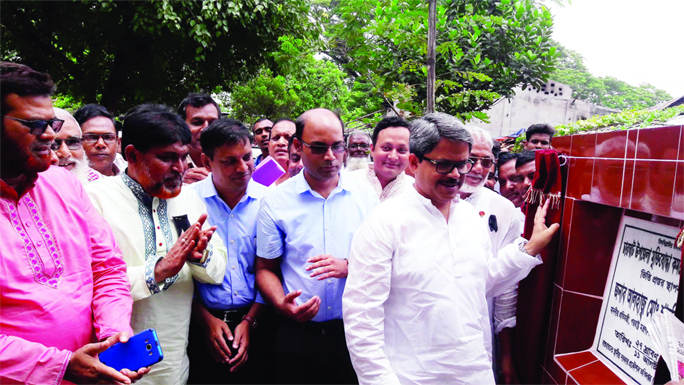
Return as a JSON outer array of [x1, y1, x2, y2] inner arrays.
[[343, 187, 542, 385], [86, 174, 227, 385], [464, 187, 523, 333], [347, 168, 414, 202]]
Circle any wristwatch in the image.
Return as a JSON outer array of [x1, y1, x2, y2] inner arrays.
[[242, 314, 258, 330], [518, 240, 532, 256]]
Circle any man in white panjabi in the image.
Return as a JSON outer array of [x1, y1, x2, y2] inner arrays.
[[348, 116, 413, 202], [87, 104, 227, 385], [343, 112, 559, 385]]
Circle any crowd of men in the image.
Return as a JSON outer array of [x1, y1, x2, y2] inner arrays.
[[1, 62, 560, 385]]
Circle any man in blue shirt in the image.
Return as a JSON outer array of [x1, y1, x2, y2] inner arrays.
[[188, 118, 270, 384], [256, 108, 379, 384]]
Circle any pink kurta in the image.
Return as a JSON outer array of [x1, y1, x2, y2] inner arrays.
[[0, 166, 133, 385]]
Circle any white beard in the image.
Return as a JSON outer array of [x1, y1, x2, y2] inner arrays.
[[346, 156, 370, 172], [72, 156, 91, 184], [460, 173, 488, 194]]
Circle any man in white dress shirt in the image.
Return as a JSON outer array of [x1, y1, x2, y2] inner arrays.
[[343, 112, 559, 385], [87, 104, 227, 385]]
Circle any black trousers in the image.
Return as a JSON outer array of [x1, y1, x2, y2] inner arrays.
[[273, 318, 358, 385], [187, 307, 278, 385]]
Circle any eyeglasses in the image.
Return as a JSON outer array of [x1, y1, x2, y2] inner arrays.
[[50, 137, 83, 151], [419, 155, 473, 175], [2, 115, 64, 135], [469, 156, 495, 168], [348, 143, 369, 150], [83, 133, 117, 145], [487, 172, 497, 182], [299, 138, 346, 155]]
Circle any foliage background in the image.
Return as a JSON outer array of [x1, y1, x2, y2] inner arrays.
[[1, 0, 675, 127], [548, 41, 672, 111]]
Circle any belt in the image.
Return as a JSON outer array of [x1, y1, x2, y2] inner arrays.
[[284, 318, 345, 335], [207, 306, 250, 323]]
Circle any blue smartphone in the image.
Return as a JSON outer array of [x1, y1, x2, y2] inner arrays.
[[99, 328, 163, 372]]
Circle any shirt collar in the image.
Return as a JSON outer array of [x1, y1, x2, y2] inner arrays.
[[196, 174, 265, 202], [407, 183, 460, 217], [121, 171, 154, 207], [0, 172, 39, 201], [293, 170, 352, 195]]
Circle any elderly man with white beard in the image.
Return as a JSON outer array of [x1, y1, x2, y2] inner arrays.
[[345, 130, 373, 172], [460, 126, 527, 383], [52, 108, 103, 184]]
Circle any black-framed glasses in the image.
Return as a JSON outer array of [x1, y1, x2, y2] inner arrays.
[[2, 115, 64, 135], [50, 137, 83, 151], [299, 138, 346, 155], [348, 143, 369, 150], [469, 156, 495, 168], [82, 133, 117, 145], [419, 155, 473, 175]]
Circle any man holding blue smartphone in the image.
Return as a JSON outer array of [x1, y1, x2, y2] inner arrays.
[[0, 63, 148, 384]]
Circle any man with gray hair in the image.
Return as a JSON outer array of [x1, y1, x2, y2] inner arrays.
[[343, 112, 559, 384], [52, 108, 103, 184], [345, 130, 372, 171]]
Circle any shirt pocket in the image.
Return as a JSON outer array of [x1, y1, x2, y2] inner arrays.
[[240, 234, 257, 274]]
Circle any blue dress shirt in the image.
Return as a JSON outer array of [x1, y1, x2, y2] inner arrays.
[[192, 177, 269, 310], [257, 171, 379, 322]]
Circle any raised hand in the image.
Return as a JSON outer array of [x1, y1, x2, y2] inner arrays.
[[525, 199, 560, 256], [154, 223, 199, 282], [182, 167, 210, 184], [188, 213, 217, 263]]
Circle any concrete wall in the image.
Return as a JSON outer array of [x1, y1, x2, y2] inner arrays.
[[475, 80, 619, 138]]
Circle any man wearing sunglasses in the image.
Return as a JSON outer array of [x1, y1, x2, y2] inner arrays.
[[0, 63, 146, 384], [343, 112, 559, 385], [256, 108, 378, 384], [522, 123, 554, 151], [53, 107, 103, 184]]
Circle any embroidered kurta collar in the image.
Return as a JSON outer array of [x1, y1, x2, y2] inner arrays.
[[121, 172, 154, 207]]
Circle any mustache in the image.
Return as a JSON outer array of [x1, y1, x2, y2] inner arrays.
[[438, 177, 462, 184], [33, 140, 52, 149]]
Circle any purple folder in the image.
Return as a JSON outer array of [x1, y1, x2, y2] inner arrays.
[[252, 156, 286, 186]]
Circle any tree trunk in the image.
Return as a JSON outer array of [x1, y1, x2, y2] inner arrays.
[[426, 0, 437, 114]]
